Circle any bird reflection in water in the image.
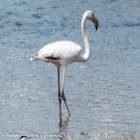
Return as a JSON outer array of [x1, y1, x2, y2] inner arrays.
[[58, 116, 71, 140]]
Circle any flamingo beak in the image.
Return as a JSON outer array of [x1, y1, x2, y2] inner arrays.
[[92, 16, 99, 30]]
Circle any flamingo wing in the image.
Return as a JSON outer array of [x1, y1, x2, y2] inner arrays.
[[38, 41, 82, 60]]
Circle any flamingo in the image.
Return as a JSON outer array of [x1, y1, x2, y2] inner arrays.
[[30, 10, 99, 120], [19, 136, 31, 140]]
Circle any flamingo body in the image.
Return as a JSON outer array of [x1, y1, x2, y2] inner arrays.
[[31, 41, 82, 66]]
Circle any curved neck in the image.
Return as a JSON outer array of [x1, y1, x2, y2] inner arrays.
[[80, 14, 91, 62]]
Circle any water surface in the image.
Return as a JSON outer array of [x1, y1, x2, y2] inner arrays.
[[0, 0, 140, 139]]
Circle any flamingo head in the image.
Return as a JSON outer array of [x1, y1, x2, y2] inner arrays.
[[85, 10, 99, 30]]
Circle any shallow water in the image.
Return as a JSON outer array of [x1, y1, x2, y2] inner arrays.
[[0, 0, 140, 140]]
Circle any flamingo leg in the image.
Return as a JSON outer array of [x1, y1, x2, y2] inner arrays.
[[61, 66, 71, 116], [57, 68, 62, 122]]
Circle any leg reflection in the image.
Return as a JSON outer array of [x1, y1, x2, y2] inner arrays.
[[59, 116, 70, 140]]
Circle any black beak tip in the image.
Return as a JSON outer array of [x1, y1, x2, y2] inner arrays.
[[95, 26, 98, 30]]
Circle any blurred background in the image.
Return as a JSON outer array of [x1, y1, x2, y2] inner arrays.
[[0, 0, 140, 139]]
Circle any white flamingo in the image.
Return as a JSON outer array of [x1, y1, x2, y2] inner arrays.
[[30, 10, 99, 120]]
